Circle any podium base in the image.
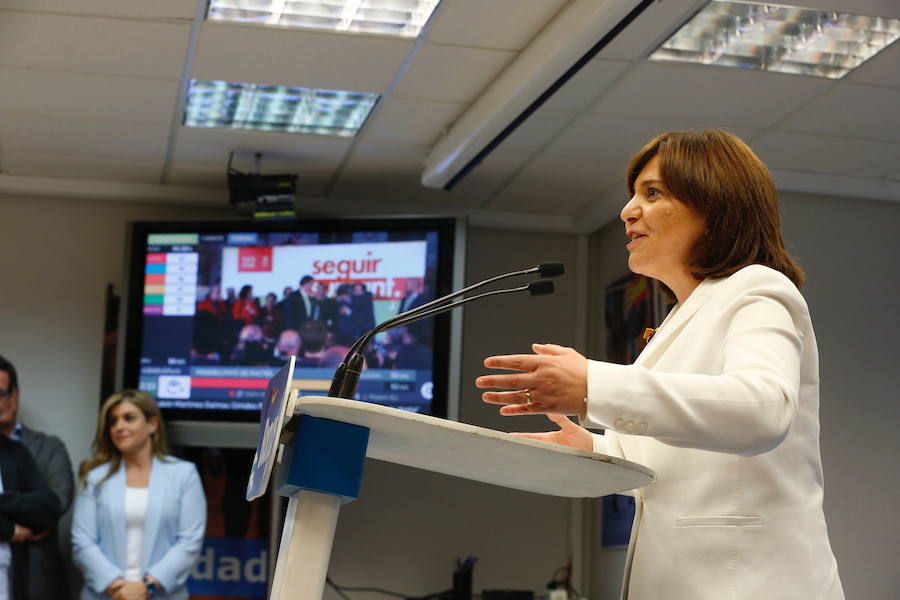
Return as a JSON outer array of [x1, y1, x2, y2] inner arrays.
[[270, 490, 341, 600]]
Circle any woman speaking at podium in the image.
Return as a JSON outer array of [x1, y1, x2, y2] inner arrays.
[[477, 130, 843, 599], [72, 390, 206, 600]]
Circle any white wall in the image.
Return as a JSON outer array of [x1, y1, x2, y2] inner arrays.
[[778, 192, 900, 600], [586, 192, 900, 600], [0, 194, 231, 472]]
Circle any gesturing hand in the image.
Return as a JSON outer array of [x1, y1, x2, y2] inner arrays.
[[476, 343, 588, 418], [512, 413, 593, 451]]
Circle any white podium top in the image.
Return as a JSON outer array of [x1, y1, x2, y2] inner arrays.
[[292, 396, 654, 498]]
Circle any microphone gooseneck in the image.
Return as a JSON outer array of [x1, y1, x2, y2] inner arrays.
[[327, 262, 564, 399]]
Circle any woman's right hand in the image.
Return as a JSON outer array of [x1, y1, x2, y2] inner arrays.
[[105, 578, 125, 597], [512, 413, 593, 451]]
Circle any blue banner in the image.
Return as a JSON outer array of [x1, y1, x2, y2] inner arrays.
[[188, 537, 268, 597]]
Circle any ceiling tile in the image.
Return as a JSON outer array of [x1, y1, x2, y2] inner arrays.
[[0, 0, 196, 19], [542, 58, 631, 113], [0, 11, 190, 79], [445, 149, 533, 208], [333, 140, 535, 210], [330, 141, 459, 205], [171, 127, 352, 195], [545, 114, 760, 159], [364, 97, 465, 146], [778, 83, 900, 143], [590, 61, 832, 128], [172, 127, 353, 166], [427, 0, 567, 51], [0, 114, 170, 163], [2, 152, 164, 183], [487, 154, 617, 215], [191, 23, 413, 93], [392, 43, 516, 103], [165, 164, 228, 190], [849, 41, 900, 88], [0, 67, 178, 124], [750, 131, 900, 178], [498, 109, 574, 154]]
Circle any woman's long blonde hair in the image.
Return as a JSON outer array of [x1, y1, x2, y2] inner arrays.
[[78, 389, 170, 488]]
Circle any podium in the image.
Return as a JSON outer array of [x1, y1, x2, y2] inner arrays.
[[252, 390, 654, 600]]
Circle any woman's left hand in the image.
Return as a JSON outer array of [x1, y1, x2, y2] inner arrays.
[[476, 343, 588, 417]]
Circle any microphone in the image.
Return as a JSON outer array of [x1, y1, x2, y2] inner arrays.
[[327, 264, 563, 399], [332, 279, 555, 399], [375, 261, 563, 338], [388, 279, 554, 332]]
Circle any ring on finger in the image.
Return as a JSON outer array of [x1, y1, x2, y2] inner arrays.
[[524, 389, 533, 404]]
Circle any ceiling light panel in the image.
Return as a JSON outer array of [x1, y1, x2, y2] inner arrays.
[[649, 1, 900, 79], [184, 79, 379, 136], [207, 0, 441, 37]]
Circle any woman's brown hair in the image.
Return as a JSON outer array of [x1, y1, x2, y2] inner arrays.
[[78, 389, 170, 488], [627, 129, 805, 287]]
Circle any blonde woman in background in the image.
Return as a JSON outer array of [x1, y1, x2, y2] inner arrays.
[[72, 390, 205, 600]]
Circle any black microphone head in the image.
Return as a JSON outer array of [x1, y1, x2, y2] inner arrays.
[[527, 280, 555, 296], [537, 262, 565, 278]]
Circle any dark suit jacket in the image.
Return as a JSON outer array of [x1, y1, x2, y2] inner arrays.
[[313, 297, 338, 330], [19, 425, 73, 600], [398, 292, 431, 340], [282, 290, 311, 331], [0, 435, 62, 600]]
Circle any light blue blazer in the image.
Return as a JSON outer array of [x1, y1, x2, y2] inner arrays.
[[71, 456, 206, 600]]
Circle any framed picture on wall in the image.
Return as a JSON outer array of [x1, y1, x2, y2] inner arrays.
[[600, 273, 671, 547]]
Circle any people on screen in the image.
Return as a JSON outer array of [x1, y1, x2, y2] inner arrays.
[[191, 274, 430, 371], [231, 285, 259, 326], [259, 292, 283, 343]]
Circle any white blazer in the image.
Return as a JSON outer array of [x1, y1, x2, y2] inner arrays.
[[585, 265, 843, 600], [71, 456, 206, 600]]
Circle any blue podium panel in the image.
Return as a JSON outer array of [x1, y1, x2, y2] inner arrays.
[[276, 415, 370, 502]]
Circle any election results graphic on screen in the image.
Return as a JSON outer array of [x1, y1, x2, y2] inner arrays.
[[126, 219, 455, 420]]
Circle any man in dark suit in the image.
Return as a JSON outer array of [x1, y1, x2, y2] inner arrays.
[[0, 355, 72, 600], [311, 282, 338, 331], [397, 278, 431, 342], [282, 275, 315, 331]]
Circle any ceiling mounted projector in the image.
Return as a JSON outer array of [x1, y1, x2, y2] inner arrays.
[[421, 0, 656, 190]]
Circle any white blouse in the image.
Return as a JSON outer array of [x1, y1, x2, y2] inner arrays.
[[123, 486, 149, 582]]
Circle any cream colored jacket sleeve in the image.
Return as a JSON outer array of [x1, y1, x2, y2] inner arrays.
[[583, 266, 807, 457]]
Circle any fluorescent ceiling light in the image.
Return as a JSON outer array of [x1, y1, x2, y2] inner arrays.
[[649, 1, 900, 79], [207, 0, 440, 37], [183, 79, 379, 137]]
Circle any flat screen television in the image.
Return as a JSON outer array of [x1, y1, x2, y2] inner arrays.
[[122, 217, 460, 427]]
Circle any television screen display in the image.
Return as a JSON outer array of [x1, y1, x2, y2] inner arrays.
[[123, 217, 457, 421]]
